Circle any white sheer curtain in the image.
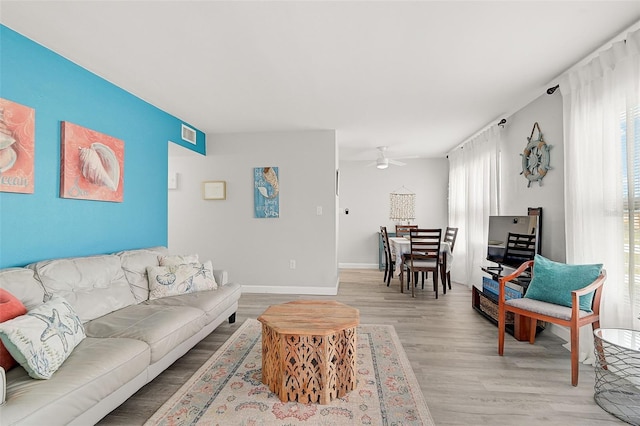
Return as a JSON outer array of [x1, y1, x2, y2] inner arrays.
[[448, 126, 500, 288], [561, 28, 640, 362]]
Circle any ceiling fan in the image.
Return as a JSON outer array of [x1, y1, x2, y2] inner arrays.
[[367, 146, 407, 169]]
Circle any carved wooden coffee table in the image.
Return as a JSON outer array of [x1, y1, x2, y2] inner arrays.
[[257, 300, 359, 404]]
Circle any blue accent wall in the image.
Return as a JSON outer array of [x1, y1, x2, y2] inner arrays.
[[0, 26, 205, 268]]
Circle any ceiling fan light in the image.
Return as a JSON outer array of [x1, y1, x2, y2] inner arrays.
[[376, 158, 389, 169]]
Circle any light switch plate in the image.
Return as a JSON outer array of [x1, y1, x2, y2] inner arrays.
[[168, 173, 178, 189]]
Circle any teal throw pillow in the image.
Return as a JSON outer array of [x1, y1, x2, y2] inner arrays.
[[524, 254, 602, 313]]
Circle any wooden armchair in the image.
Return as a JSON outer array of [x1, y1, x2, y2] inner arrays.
[[498, 259, 606, 386]]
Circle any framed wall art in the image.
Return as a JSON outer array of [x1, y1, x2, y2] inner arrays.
[[203, 180, 226, 200], [520, 122, 551, 188], [254, 166, 279, 218], [60, 121, 124, 202], [0, 98, 35, 194]]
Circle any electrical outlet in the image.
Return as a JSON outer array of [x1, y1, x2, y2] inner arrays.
[[316, 206, 323, 215], [289, 259, 296, 269]]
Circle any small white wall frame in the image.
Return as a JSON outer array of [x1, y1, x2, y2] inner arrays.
[[203, 181, 226, 200]]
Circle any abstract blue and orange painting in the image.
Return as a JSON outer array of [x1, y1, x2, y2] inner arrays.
[[254, 166, 279, 218]]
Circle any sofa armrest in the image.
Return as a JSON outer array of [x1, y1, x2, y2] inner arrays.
[[213, 269, 229, 286], [0, 366, 5, 405]]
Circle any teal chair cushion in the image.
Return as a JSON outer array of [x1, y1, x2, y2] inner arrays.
[[524, 254, 602, 313]]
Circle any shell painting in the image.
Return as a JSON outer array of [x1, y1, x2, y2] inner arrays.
[[79, 143, 120, 191], [61, 122, 124, 202], [254, 166, 279, 218], [0, 98, 35, 194], [0, 109, 17, 172], [258, 167, 279, 199]]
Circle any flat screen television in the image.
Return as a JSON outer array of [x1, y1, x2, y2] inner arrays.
[[486, 215, 540, 269]]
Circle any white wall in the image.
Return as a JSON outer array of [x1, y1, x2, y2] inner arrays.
[[499, 92, 577, 343], [499, 92, 565, 262], [165, 94, 561, 294], [168, 130, 338, 294], [338, 158, 449, 268]]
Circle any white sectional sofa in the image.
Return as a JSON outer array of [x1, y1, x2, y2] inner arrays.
[[0, 247, 242, 426]]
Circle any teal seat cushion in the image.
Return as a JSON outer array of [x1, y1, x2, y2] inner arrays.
[[524, 254, 602, 313]]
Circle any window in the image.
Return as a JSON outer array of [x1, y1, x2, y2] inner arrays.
[[621, 105, 640, 313]]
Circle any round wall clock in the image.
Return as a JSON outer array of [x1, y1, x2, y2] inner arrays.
[[520, 122, 551, 187]]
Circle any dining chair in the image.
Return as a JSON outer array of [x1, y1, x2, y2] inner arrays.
[[395, 224, 418, 237], [400, 228, 442, 298], [439, 227, 458, 293], [496, 232, 537, 273], [396, 224, 419, 286], [379, 226, 395, 286]]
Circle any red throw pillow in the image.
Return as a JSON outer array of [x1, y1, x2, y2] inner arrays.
[[0, 288, 28, 371]]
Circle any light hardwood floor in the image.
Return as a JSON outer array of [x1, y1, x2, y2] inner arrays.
[[99, 269, 623, 425]]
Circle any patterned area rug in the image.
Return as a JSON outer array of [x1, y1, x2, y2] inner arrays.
[[145, 319, 434, 426]]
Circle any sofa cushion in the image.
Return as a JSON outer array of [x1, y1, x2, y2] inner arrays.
[[147, 261, 218, 300], [0, 289, 27, 371], [28, 254, 136, 323], [83, 304, 205, 363], [146, 282, 242, 322], [0, 267, 45, 310], [0, 295, 86, 379], [1, 336, 149, 426], [116, 246, 169, 303]]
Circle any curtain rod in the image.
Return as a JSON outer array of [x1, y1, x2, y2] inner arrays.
[[446, 116, 507, 156], [447, 19, 640, 156], [545, 19, 640, 94]]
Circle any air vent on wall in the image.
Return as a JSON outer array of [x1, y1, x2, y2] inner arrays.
[[181, 124, 197, 145]]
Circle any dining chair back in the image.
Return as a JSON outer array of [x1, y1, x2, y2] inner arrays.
[[439, 227, 459, 292], [401, 228, 442, 298], [444, 227, 458, 252], [379, 226, 395, 286], [395, 224, 418, 237], [502, 232, 537, 267]]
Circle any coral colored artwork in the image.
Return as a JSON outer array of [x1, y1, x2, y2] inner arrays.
[[0, 98, 35, 194], [60, 122, 124, 202]]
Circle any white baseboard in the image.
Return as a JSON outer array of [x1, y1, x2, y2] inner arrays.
[[339, 263, 379, 269]]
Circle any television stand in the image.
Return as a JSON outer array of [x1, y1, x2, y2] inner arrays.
[[480, 266, 531, 286], [472, 267, 543, 341]]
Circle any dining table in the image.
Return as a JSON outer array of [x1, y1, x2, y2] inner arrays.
[[388, 236, 452, 279]]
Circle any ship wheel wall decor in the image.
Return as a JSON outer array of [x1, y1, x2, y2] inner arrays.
[[520, 122, 551, 187]]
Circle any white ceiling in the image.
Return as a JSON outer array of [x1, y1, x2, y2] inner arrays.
[[2, 1, 640, 161]]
